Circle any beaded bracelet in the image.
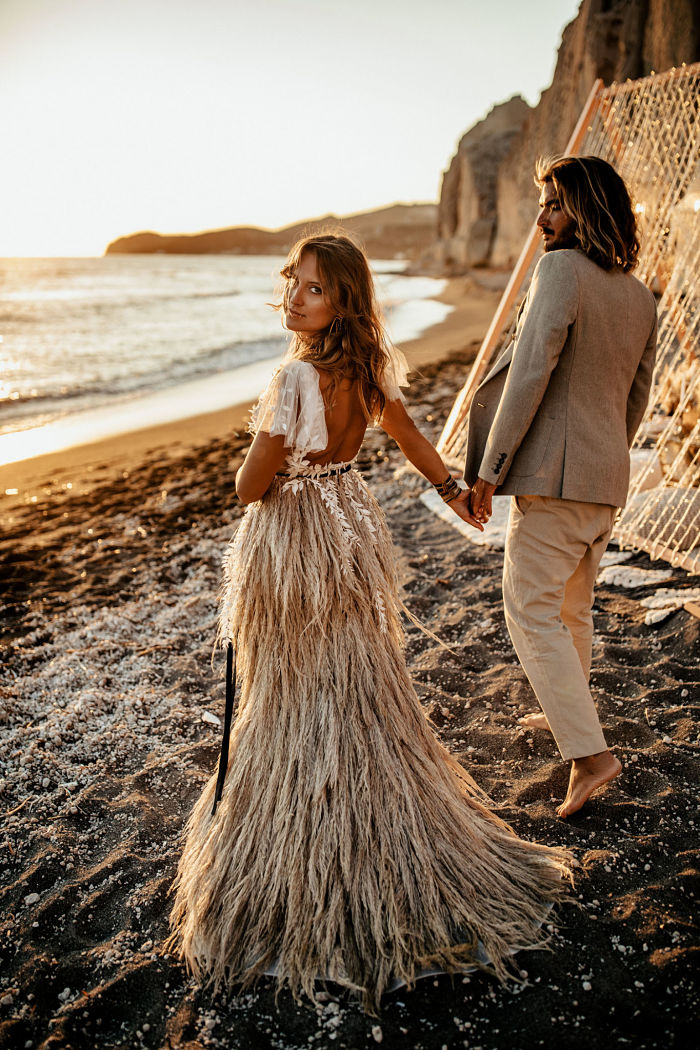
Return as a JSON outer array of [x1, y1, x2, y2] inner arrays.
[[434, 475, 460, 503]]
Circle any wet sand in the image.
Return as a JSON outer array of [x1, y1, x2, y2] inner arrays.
[[1, 306, 698, 1048]]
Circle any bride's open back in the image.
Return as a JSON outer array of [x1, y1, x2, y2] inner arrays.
[[306, 373, 367, 465]]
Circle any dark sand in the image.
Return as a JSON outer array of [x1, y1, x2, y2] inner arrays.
[[1, 342, 699, 1048]]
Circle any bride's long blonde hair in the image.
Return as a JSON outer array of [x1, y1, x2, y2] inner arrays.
[[278, 232, 392, 420]]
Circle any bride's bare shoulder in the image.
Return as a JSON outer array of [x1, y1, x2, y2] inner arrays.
[[314, 368, 357, 399]]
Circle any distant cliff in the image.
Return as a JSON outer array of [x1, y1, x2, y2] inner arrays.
[[425, 96, 531, 272], [424, 0, 700, 271], [105, 203, 438, 260]]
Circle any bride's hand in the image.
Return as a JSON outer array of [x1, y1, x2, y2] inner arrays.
[[448, 489, 485, 531]]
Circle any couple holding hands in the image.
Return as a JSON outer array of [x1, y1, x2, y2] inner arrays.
[[169, 155, 657, 1010]]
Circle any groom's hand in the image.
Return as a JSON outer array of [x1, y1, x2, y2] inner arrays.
[[448, 489, 484, 531], [469, 478, 496, 523]]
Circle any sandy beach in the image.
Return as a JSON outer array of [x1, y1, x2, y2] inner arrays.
[[1, 280, 699, 1049]]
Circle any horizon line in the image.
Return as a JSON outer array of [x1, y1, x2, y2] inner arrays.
[[3, 199, 439, 260]]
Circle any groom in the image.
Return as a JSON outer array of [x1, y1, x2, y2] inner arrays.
[[462, 155, 657, 818]]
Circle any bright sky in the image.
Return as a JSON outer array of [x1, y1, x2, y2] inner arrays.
[[0, 0, 581, 257]]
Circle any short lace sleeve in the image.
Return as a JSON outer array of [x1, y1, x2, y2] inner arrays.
[[250, 359, 328, 453], [380, 346, 410, 402]]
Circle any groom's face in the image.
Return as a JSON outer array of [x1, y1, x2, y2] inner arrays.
[[537, 181, 578, 252]]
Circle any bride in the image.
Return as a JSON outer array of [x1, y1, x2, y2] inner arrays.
[[169, 233, 572, 1011]]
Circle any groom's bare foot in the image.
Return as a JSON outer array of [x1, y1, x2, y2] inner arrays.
[[556, 751, 622, 819], [518, 712, 551, 732]]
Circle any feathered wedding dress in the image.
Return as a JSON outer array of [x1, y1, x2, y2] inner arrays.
[[169, 357, 572, 1011]]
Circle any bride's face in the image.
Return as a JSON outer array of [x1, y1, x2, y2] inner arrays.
[[284, 251, 336, 337]]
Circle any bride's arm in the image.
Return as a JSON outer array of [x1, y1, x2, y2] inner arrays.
[[380, 399, 483, 529], [380, 399, 456, 483], [235, 431, 288, 505]]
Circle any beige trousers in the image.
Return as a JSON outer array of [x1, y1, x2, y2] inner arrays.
[[503, 494, 617, 761]]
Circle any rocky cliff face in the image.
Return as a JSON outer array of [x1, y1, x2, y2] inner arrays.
[[429, 97, 530, 272], [429, 0, 700, 271]]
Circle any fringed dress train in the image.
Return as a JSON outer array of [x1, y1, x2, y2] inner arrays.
[[169, 457, 572, 1011]]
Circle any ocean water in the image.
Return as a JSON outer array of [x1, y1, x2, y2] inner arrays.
[[0, 255, 449, 465]]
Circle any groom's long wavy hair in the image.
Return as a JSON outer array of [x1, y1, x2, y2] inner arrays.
[[277, 232, 393, 421], [536, 155, 640, 272]]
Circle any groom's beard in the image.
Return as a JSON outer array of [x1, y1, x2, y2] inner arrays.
[[541, 224, 579, 253]]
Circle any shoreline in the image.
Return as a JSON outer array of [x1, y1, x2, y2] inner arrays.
[[0, 273, 504, 516]]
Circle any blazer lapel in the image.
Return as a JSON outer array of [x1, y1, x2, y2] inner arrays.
[[478, 340, 514, 389]]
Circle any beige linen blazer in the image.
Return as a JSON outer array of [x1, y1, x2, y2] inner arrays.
[[464, 249, 657, 508]]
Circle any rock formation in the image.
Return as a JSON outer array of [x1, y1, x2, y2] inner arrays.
[[428, 97, 530, 272], [427, 0, 700, 271]]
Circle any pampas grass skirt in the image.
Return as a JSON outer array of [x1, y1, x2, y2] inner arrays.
[[169, 465, 573, 1011]]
